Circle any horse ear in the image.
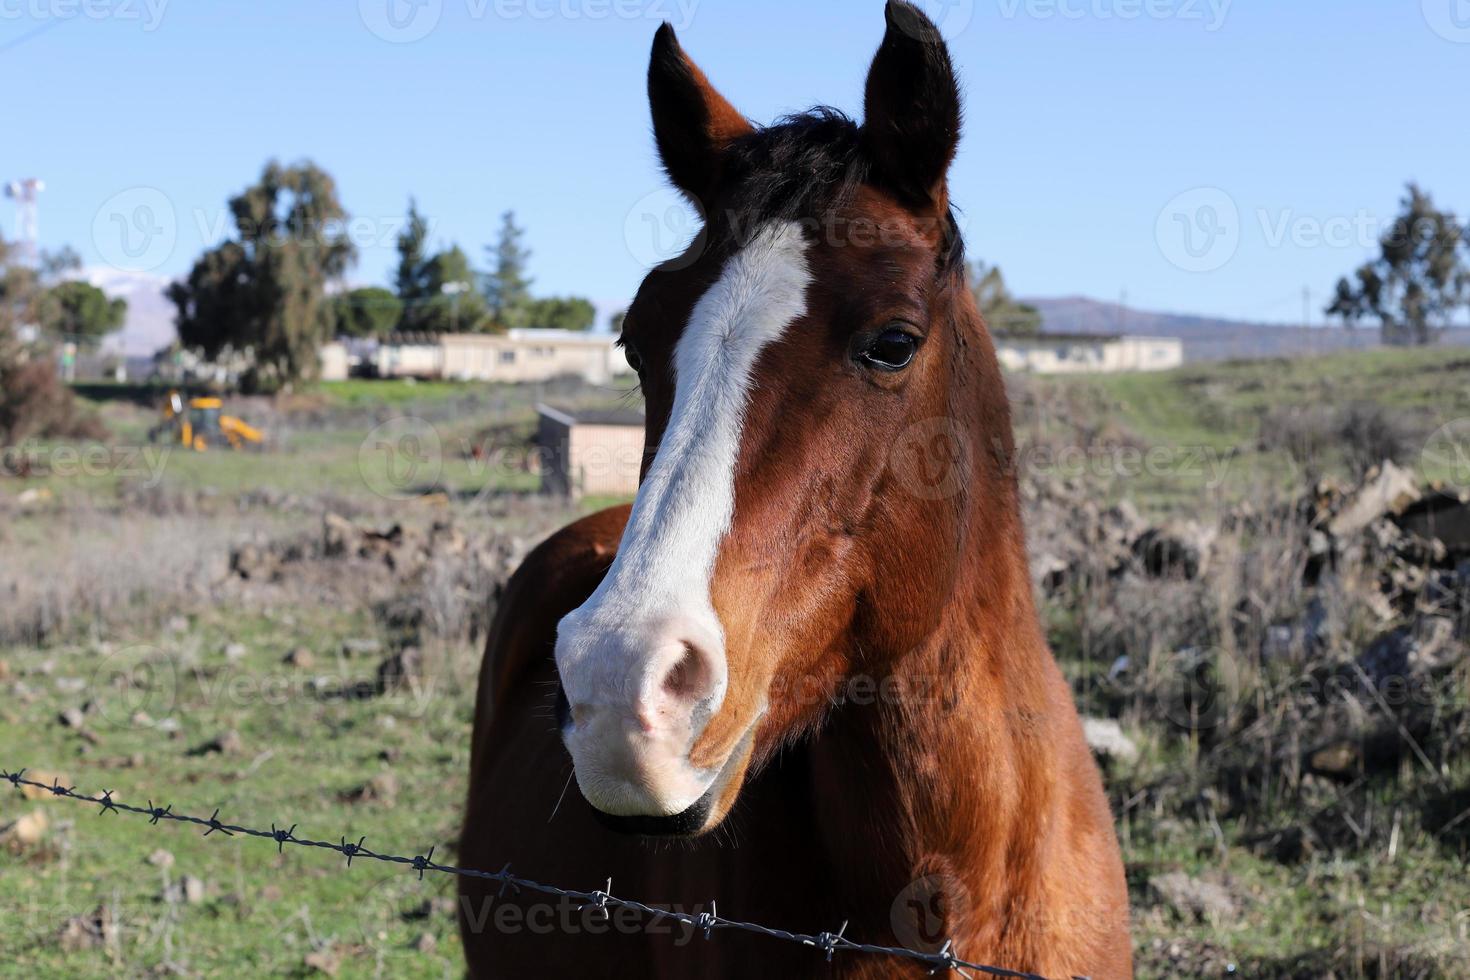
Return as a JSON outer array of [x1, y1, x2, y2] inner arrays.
[[648, 23, 753, 207], [861, 1, 962, 208]]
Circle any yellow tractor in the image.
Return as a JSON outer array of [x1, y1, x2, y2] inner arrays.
[[153, 391, 265, 452]]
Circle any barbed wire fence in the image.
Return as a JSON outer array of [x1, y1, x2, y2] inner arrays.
[[1, 766, 1068, 980]]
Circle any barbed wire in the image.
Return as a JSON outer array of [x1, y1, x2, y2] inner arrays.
[[0, 766, 1064, 979]]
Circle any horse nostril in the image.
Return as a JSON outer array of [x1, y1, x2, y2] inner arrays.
[[659, 641, 718, 710]]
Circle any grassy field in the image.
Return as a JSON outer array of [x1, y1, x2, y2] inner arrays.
[[3, 353, 1468, 977]]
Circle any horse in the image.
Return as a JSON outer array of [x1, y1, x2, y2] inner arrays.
[[459, 3, 1132, 976]]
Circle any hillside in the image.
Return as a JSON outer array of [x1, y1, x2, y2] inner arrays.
[[1026, 295, 1470, 362]]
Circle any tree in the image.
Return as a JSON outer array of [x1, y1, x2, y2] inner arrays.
[[168, 160, 356, 391], [394, 198, 433, 323], [608, 309, 626, 334], [331, 287, 402, 338], [482, 210, 533, 329], [43, 281, 127, 345], [1325, 184, 1469, 345], [523, 296, 596, 331], [969, 260, 1041, 336], [401, 245, 493, 333], [0, 236, 105, 444]]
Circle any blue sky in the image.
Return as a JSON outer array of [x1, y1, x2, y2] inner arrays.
[[3, 0, 1468, 338]]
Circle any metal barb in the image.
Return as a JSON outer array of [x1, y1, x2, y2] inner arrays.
[[1, 765, 1054, 980], [97, 790, 118, 816]]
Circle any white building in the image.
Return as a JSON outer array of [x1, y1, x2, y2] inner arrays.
[[371, 329, 631, 384], [994, 334, 1183, 374]]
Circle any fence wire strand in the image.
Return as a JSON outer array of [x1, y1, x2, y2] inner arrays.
[[1, 765, 1065, 979]]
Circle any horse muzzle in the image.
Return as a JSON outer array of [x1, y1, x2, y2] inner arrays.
[[553, 610, 735, 830]]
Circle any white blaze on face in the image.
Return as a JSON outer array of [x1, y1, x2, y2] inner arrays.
[[554, 220, 811, 816]]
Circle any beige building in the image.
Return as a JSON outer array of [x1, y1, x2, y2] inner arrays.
[[374, 329, 632, 384], [536, 404, 645, 498], [994, 333, 1183, 374], [319, 341, 350, 381]]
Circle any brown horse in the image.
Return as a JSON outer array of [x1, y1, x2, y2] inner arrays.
[[459, 3, 1131, 976]]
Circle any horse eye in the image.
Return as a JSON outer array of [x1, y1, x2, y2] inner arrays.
[[622, 341, 644, 374], [855, 327, 918, 372]]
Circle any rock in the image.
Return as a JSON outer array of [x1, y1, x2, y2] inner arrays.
[[181, 874, 208, 904], [58, 906, 117, 952], [147, 848, 175, 869], [1329, 461, 1421, 538], [344, 772, 400, 806], [1395, 490, 1470, 557], [304, 948, 341, 976], [1308, 739, 1361, 778], [222, 642, 247, 662], [20, 770, 69, 801], [0, 810, 48, 846], [1133, 521, 1215, 579], [1148, 871, 1239, 925], [323, 512, 357, 558], [189, 730, 243, 756], [377, 648, 424, 693], [283, 647, 315, 670], [57, 707, 86, 729], [1081, 717, 1139, 764], [341, 638, 382, 659], [412, 932, 438, 954]]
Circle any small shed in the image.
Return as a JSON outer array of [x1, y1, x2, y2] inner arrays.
[[536, 403, 646, 498]]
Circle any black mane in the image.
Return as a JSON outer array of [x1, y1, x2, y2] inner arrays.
[[712, 107, 964, 275]]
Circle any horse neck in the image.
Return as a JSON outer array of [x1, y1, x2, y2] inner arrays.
[[809, 281, 1064, 926]]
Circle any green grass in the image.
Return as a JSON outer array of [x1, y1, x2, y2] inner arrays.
[[5, 352, 1470, 976], [0, 609, 470, 978]]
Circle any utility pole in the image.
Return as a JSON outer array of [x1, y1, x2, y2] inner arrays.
[[4, 178, 45, 267]]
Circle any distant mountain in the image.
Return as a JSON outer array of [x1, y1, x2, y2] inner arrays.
[[85, 267, 175, 357], [1020, 296, 1431, 361]]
